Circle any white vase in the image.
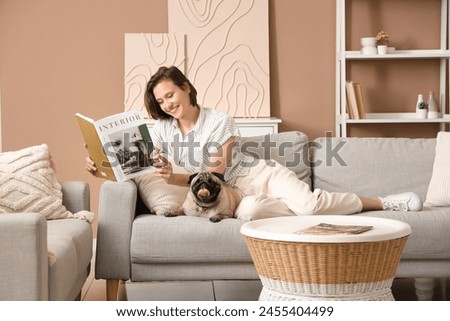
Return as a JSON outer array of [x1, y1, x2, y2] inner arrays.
[[360, 37, 377, 55], [427, 91, 440, 119]]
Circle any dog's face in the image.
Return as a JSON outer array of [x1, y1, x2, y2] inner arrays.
[[188, 172, 224, 206]]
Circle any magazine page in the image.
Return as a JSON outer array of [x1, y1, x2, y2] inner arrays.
[[94, 111, 154, 182]]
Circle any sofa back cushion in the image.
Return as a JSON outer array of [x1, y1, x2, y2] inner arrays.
[[311, 137, 436, 200], [239, 131, 311, 187]]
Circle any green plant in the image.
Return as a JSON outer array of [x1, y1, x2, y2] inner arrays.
[[418, 101, 428, 109]]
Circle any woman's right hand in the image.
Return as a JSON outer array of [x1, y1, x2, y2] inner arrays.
[[85, 156, 97, 175], [84, 143, 97, 175]]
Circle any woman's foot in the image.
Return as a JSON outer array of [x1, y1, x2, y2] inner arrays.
[[380, 192, 423, 211]]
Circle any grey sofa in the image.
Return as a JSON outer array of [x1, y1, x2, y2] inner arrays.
[[0, 181, 93, 300], [95, 131, 450, 300]]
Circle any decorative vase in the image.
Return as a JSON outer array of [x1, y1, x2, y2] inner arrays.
[[427, 91, 440, 119], [416, 94, 428, 119], [360, 37, 377, 55], [377, 45, 388, 55]]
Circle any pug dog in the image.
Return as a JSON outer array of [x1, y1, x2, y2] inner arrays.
[[165, 171, 241, 222]]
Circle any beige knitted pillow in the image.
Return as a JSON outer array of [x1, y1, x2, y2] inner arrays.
[[0, 144, 94, 222], [134, 174, 189, 215], [425, 132, 450, 206]]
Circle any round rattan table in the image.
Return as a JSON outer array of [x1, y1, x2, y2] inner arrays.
[[240, 216, 411, 301]]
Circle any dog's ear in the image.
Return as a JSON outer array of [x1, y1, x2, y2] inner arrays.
[[212, 172, 225, 182], [187, 173, 199, 184]]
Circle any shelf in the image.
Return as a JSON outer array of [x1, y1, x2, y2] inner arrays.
[[345, 113, 450, 124], [343, 50, 450, 60], [336, 0, 450, 137]]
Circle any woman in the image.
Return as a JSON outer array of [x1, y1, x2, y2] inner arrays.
[[86, 66, 423, 220]]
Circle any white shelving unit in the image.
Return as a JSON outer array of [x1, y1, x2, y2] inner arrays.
[[336, 0, 450, 137]]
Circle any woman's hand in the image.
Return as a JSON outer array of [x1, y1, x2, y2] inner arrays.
[[152, 154, 175, 183], [84, 143, 97, 175]]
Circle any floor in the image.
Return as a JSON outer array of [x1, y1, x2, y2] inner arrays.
[[81, 250, 450, 301]]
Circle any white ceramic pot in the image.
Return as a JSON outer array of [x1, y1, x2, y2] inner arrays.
[[416, 109, 428, 119], [360, 37, 376, 47], [360, 37, 377, 55], [377, 45, 388, 55]]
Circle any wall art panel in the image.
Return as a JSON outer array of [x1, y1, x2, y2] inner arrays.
[[168, 0, 270, 117]]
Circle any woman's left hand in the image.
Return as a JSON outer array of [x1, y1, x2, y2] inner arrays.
[[152, 154, 175, 183]]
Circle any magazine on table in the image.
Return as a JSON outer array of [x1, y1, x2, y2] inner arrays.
[[295, 222, 374, 235], [75, 111, 157, 182]]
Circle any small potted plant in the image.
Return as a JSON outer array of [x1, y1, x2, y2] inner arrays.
[[416, 101, 428, 119], [376, 31, 389, 55]]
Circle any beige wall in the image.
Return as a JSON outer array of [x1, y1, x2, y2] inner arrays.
[[0, 0, 445, 231]]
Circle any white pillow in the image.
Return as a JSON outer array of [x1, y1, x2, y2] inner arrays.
[[134, 175, 189, 215], [0, 144, 94, 222], [425, 132, 450, 206], [134, 160, 189, 215]]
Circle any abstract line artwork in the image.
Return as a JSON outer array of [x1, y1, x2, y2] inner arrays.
[[125, 0, 269, 118], [169, 0, 270, 118]]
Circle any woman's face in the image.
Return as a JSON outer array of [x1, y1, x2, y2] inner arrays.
[[153, 79, 192, 119]]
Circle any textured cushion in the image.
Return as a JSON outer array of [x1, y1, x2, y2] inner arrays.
[[134, 159, 189, 215], [311, 137, 435, 200], [425, 132, 450, 206], [134, 174, 189, 215], [0, 144, 93, 222], [239, 131, 311, 186]]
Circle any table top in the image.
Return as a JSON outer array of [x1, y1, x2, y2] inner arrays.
[[240, 216, 411, 243]]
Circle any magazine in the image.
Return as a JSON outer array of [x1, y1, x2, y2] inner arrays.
[[75, 111, 156, 182], [295, 223, 374, 235]]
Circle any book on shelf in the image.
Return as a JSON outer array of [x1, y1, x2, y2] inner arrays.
[[345, 81, 360, 119], [353, 82, 366, 119], [75, 111, 156, 182], [295, 223, 374, 235]]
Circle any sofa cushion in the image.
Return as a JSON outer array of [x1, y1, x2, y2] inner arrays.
[[134, 174, 189, 215], [130, 215, 252, 264], [358, 207, 450, 260], [425, 131, 450, 206], [47, 218, 93, 300], [0, 144, 94, 222], [311, 137, 435, 200], [239, 131, 311, 186]]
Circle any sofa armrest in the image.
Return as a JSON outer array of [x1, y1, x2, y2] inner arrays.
[[0, 213, 48, 300], [61, 181, 90, 213], [95, 180, 137, 280]]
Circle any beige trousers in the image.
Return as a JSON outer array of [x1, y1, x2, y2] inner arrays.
[[234, 159, 363, 221]]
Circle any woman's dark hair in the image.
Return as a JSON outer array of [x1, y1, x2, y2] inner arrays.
[[144, 66, 198, 119]]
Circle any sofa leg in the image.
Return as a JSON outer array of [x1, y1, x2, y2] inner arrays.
[[439, 278, 447, 300], [414, 278, 435, 300], [107, 279, 120, 301]]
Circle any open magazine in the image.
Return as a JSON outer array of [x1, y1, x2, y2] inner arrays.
[[75, 111, 156, 182]]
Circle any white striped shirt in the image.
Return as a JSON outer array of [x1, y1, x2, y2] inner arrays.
[[149, 106, 252, 185]]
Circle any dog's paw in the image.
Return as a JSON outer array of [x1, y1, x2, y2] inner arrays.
[[164, 212, 178, 217], [209, 216, 223, 223], [163, 207, 185, 217]]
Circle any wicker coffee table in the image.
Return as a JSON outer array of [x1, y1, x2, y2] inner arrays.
[[240, 216, 411, 301]]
